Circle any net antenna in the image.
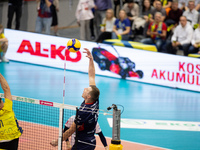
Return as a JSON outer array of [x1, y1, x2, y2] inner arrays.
[[58, 52, 67, 149]]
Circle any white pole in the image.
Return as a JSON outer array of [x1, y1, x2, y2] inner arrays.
[[58, 54, 67, 150]]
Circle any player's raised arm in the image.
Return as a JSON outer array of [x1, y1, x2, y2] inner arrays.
[[83, 48, 96, 86], [0, 73, 12, 100]]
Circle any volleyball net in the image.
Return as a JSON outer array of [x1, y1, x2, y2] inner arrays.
[[0, 93, 78, 150], [0, 93, 114, 150]]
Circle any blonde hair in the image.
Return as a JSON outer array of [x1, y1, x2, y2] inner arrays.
[[106, 9, 114, 19], [105, 9, 115, 23]]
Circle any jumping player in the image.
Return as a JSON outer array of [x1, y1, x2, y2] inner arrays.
[[0, 73, 23, 150], [64, 115, 108, 150], [50, 48, 100, 150]]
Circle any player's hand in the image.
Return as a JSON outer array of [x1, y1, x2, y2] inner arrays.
[[50, 139, 58, 147], [83, 48, 93, 60], [66, 141, 72, 150], [105, 146, 109, 150]]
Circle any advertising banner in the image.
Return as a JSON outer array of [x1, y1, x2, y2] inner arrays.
[[5, 29, 200, 92]]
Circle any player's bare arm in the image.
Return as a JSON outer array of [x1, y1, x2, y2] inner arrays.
[[62, 122, 80, 141], [83, 48, 96, 86], [50, 122, 81, 147], [0, 37, 8, 43], [0, 73, 12, 100]]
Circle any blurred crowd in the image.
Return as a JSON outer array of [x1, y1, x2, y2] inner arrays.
[[75, 0, 200, 56], [1, 0, 200, 59]]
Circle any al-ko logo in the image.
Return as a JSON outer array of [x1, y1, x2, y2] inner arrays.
[[17, 40, 81, 62], [151, 62, 200, 86]]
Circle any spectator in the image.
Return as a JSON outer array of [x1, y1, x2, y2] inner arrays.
[[165, 0, 183, 27], [7, 0, 23, 30], [183, 0, 199, 27], [75, 0, 95, 41], [188, 21, 200, 54], [0, 24, 9, 63], [51, 0, 59, 36], [140, 12, 167, 52], [96, 9, 116, 43], [153, 0, 172, 15], [94, 0, 112, 38], [152, 0, 167, 22], [163, 16, 193, 55], [140, 0, 154, 22], [122, 0, 139, 26], [112, 9, 131, 40], [138, 0, 155, 36], [35, 0, 53, 35]]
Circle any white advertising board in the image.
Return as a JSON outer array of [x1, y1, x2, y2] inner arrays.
[[5, 29, 200, 92]]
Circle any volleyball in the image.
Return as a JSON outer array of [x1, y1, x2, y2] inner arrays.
[[67, 38, 81, 53]]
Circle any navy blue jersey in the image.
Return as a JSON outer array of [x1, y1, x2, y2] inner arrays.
[[74, 98, 99, 147]]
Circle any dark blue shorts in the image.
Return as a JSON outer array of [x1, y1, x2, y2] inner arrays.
[[72, 138, 96, 150]]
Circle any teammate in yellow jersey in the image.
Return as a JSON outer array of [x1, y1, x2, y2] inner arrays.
[[0, 24, 9, 63], [0, 73, 23, 150]]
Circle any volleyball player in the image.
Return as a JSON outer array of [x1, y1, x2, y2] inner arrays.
[[51, 48, 100, 150], [0, 73, 23, 150], [64, 116, 109, 150]]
